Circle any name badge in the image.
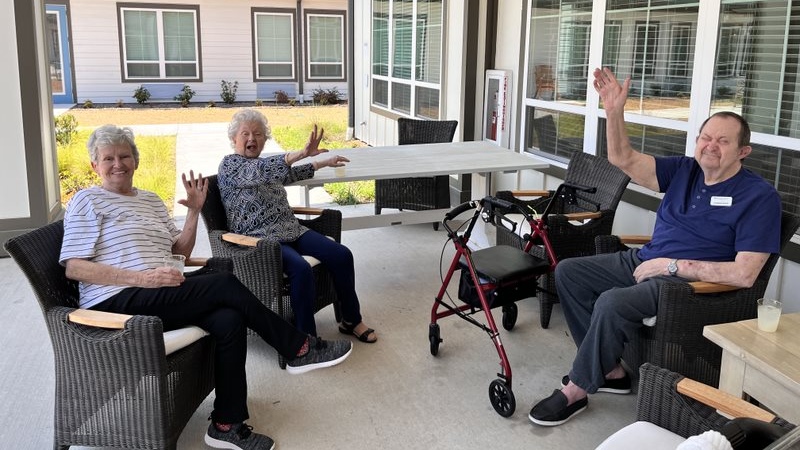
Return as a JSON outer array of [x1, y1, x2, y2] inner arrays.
[[710, 196, 732, 207]]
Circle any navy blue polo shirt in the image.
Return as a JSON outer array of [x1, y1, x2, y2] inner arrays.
[[637, 156, 781, 262]]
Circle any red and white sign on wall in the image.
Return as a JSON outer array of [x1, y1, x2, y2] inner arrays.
[[483, 69, 512, 149]]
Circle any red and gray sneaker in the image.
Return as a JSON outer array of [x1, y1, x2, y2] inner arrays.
[[205, 422, 275, 450]]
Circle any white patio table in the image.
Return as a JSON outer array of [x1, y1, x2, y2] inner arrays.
[[297, 140, 549, 235]]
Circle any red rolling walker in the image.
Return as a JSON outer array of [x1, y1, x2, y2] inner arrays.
[[429, 183, 597, 417]]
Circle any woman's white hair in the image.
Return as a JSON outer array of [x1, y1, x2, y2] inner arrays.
[[87, 124, 140, 168], [227, 108, 272, 144]]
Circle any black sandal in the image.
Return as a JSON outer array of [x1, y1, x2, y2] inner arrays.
[[338, 321, 377, 343]]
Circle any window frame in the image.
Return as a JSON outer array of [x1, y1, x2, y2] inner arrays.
[[370, 0, 444, 120], [117, 3, 201, 82], [252, 8, 297, 82], [304, 9, 346, 82]]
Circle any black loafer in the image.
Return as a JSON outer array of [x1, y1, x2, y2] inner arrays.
[[560, 373, 631, 394], [529, 389, 588, 426]]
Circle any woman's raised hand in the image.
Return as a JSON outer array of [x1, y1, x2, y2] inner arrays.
[[303, 124, 328, 157], [177, 170, 207, 211]]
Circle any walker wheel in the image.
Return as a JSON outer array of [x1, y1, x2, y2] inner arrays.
[[502, 304, 518, 331], [429, 323, 441, 356], [489, 379, 516, 417]]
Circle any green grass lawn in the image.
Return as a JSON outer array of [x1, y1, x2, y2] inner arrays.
[[57, 106, 373, 209]]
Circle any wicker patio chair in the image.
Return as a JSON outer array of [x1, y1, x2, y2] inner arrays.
[[374, 118, 459, 230], [494, 151, 630, 328], [595, 210, 800, 387], [4, 220, 217, 450], [596, 363, 797, 449], [200, 174, 341, 368]]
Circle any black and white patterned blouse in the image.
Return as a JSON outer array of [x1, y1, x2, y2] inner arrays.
[[218, 153, 315, 242]]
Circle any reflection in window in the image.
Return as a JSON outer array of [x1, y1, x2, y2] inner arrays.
[[527, 3, 592, 103], [525, 108, 586, 161], [713, 1, 800, 214], [604, 4, 698, 119], [46, 11, 64, 94], [712, 2, 798, 140], [596, 119, 687, 160], [371, 0, 442, 119]]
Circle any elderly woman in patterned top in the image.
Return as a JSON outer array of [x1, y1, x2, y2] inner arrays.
[[217, 109, 378, 344]]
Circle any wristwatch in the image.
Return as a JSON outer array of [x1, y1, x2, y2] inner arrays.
[[667, 259, 679, 276]]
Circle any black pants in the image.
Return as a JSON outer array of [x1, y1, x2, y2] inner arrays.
[[94, 269, 307, 423]]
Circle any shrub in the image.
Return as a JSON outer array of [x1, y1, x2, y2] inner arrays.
[[82, 100, 94, 109], [174, 85, 196, 107], [207, 100, 217, 108], [312, 87, 342, 105], [255, 99, 264, 107], [115, 99, 125, 108], [133, 85, 151, 104], [275, 90, 290, 104], [220, 80, 238, 104], [54, 113, 78, 147]]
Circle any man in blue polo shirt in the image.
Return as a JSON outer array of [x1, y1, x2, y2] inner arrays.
[[528, 67, 782, 426]]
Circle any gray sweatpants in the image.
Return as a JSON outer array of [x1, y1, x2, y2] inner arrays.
[[555, 248, 675, 393]]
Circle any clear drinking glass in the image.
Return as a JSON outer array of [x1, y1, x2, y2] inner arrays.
[[164, 254, 186, 273], [756, 298, 782, 332]]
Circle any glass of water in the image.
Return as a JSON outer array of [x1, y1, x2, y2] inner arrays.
[[756, 298, 782, 332]]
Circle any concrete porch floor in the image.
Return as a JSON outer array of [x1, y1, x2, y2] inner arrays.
[[0, 211, 637, 449]]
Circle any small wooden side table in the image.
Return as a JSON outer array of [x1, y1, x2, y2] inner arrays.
[[703, 312, 800, 424]]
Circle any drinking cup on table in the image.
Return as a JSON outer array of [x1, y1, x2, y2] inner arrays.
[[756, 298, 782, 332], [164, 254, 186, 273]]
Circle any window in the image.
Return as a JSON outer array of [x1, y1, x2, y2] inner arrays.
[[306, 11, 345, 80], [712, 1, 800, 215], [253, 9, 296, 80], [371, 0, 443, 119], [602, 4, 699, 118], [119, 6, 199, 80]]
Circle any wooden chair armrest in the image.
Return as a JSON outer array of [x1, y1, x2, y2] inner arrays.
[[68, 308, 132, 329], [292, 206, 324, 215], [688, 281, 741, 294], [507, 190, 550, 198], [562, 211, 602, 221], [677, 377, 775, 422], [186, 257, 208, 267], [222, 232, 261, 247], [618, 235, 653, 245]]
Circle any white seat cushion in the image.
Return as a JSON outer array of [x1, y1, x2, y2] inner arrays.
[[163, 325, 209, 355], [596, 421, 686, 450]]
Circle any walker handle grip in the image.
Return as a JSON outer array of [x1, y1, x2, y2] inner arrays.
[[481, 196, 515, 211], [444, 201, 476, 221]]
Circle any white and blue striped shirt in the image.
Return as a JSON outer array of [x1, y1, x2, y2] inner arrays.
[[59, 186, 180, 309]]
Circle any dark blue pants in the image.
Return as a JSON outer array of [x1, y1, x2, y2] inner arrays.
[[555, 249, 671, 394], [94, 270, 307, 424], [282, 230, 362, 335]]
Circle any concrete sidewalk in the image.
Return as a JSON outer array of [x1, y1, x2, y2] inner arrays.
[[124, 122, 334, 217]]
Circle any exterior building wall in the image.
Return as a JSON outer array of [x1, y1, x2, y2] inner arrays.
[[66, 0, 348, 104]]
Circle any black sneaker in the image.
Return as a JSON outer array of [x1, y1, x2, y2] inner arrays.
[[529, 389, 588, 426], [286, 336, 352, 375], [560, 373, 631, 394], [205, 422, 275, 450]]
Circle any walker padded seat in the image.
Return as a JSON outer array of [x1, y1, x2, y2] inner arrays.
[[458, 245, 550, 309]]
